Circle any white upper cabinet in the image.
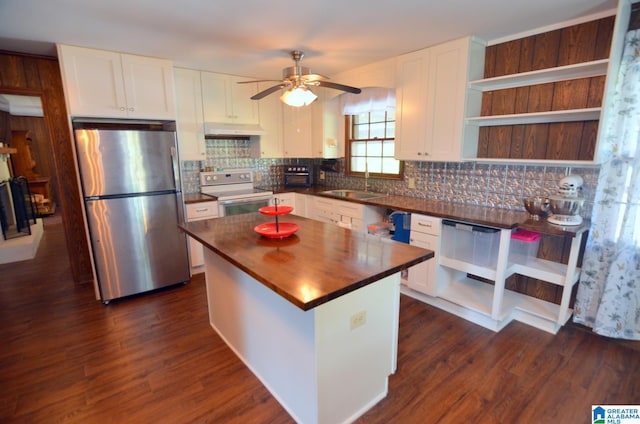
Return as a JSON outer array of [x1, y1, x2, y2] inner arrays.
[[174, 68, 205, 161], [311, 92, 342, 159], [200, 72, 259, 124], [57, 44, 175, 120], [283, 105, 313, 158], [257, 82, 284, 158], [395, 37, 485, 161]]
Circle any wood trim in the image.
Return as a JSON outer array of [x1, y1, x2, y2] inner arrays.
[[0, 52, 93, 283]]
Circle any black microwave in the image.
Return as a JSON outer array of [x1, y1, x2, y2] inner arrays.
[[284, 165, 311, 187]]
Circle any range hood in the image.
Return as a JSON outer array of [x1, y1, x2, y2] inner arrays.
[[204, 122, 265, 136]]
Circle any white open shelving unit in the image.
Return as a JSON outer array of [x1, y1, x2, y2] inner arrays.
[[404, 220, 586, 334], [465, 59, 608, 127]]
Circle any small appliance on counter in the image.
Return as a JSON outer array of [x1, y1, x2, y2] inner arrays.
[[284, 164, 311, 188], [547, 175, 585, 226]]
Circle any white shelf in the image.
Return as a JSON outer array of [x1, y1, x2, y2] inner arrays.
[[439, 255, 496, 281], [507, 257, 581, 287], [505, 289, 573, 332], [468, 59, 609, 91], [466, 157, 599, 166], [437, 277, 499, 319], [466, 107, 601, 126]]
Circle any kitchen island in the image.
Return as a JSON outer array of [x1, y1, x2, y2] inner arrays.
[[180, 213, 433, 424]]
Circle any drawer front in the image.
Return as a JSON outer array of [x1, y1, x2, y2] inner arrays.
[[336, 201, 362, 218], [186, 201, 218, 221], [410, 214, 441, 236], [410, 232, 439, 253]]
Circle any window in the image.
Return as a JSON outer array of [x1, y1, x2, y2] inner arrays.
[[345, 110, 403, 178]]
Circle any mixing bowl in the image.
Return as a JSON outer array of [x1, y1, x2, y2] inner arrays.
[[548, 196, 583, 215], [523, 197, 550, 220]]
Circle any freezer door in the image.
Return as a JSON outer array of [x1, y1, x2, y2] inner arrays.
[[85, 193, 189, 301], [75, 129, 179, 197]]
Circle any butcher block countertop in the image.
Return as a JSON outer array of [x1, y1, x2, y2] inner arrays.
[[179, 213, 434, 310], [274, 186, 589, 238], [183, 193, 217, 203]]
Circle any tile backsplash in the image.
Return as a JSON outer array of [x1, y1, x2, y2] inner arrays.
[[180, 138, 599, 220]]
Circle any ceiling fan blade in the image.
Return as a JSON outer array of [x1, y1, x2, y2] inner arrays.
[[316, 80, 362, 94], [251, 84, 286, 100], [237, 79, 281, 84]]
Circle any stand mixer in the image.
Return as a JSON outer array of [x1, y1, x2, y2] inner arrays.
[[547, 175, 584, 226]]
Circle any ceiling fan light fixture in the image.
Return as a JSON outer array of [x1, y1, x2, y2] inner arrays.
[[280, 86, 317, 107]]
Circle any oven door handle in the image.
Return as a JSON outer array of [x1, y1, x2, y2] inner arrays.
[[218, 196, 272, 206]]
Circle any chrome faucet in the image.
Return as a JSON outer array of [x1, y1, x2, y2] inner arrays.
[[364, 168, 369, 192]]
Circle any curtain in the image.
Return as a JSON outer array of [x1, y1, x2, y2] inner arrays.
[[338, 87, 395, 115], [573, 29, 640, 340]]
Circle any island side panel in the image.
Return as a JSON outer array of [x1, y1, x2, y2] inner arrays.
[[204, 250, 318, 424], [203, 249, 401, 424], [315, 273, 400, 424]]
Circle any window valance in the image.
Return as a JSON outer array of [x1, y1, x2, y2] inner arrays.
[[338, 87, 395, 115]]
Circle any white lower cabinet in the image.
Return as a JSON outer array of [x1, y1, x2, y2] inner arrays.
[[310, 196, 383, 233], [406, 214, 441, 296], [272, 193, 307, 217], [185, 201, 218, 271]]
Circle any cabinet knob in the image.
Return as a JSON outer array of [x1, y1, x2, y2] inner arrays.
[[129, 107, 135, 111], [120, 107, 126, 111]]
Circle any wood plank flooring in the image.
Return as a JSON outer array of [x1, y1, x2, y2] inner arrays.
[[1, 215, 638, 423]]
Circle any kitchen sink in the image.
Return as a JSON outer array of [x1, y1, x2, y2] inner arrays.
[[320, 189, 386, 200]]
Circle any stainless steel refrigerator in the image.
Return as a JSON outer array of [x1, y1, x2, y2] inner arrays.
[[74, 124, 190, 303]]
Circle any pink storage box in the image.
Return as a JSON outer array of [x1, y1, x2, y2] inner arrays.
[[510, 230, 541, 263]]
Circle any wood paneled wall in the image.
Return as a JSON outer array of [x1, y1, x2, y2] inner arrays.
[[0, 51, 93, 283], [478, 16, 615, 160], [8, 115, 58, 203]]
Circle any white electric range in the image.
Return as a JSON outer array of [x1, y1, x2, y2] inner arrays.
[[200, 168, 272, 217]]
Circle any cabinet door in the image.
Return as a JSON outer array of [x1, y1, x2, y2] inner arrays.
[[189, 237, 205, 268], [427, 38, 469, 161], [294, 193, 308, 218], [58, 44, 128, 117], [312, 94, 342, 158], [201, 72, 231, 122], [201, 73, 259, 124], [408, 232, 439, 295], [257, 82, 284, 157], [185, 201, 218, 269], [174, 68, 205, 160], [231, 76, 260, 124], [120, 54, 176, 119], [395, 48, 431, 160], [283, 105, 313, 158]]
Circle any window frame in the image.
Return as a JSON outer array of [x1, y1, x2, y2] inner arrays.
[[344, 112, 404, 180]]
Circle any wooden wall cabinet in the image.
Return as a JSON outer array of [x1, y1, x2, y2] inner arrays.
[[395, 37, 485, 162], [57, 44, 176, 120]]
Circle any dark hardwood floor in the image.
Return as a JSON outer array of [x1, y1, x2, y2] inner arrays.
[[1, 215, 638, 423]]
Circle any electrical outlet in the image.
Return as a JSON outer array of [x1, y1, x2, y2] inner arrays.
[[350, 310, 367, 330], [255, 171, 262, 182], [408, 177, 416, 189], [319, 170, 325, 180]]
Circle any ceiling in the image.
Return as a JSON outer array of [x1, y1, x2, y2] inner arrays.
[[0, 0, 618, 80]]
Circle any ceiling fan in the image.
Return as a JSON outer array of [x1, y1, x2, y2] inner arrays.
[[240, 50, 362, 107]]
